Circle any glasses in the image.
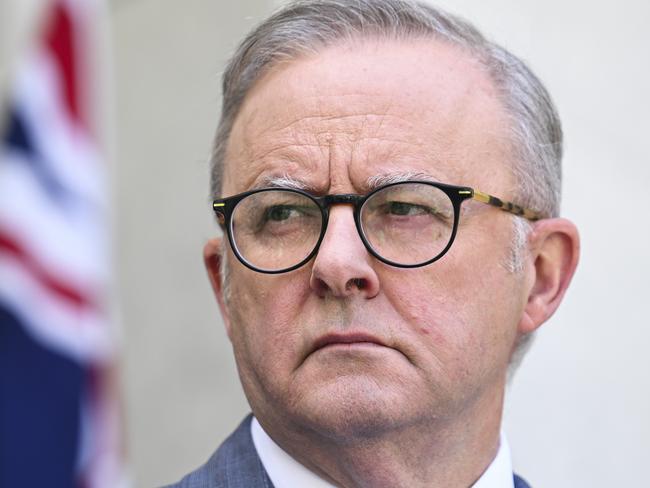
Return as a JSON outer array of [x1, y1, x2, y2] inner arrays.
[[212, 180, 542, 274]]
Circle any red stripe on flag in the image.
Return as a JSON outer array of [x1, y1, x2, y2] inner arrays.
[[0, 231, 94, 310], [44, 2, 82, 127]]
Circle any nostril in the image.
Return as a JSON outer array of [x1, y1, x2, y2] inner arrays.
[[311, 276, 369, 297], [312, 277, 330, 296], [346, 278, 367, 291]]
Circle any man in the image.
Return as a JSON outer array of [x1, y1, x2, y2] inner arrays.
[[169, 0, 579, 486]]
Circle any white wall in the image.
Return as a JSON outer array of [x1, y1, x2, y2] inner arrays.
[[112, 1, 270, 486], [114, 1, 650, 486]]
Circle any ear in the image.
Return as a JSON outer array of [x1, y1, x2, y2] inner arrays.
[[203, 237, 233, 340], [519, 218, 580, 334]]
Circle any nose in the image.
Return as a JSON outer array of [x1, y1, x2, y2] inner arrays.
[[309, 206, 380, 299]]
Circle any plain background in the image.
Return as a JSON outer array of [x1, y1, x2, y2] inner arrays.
[[107, 0, 650, 486]]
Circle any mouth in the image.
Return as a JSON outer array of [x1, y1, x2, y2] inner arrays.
[[297, 331, 411, 368], [310, 332, 389, 354]]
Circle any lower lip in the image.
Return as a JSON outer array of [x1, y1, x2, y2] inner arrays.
[[317, 341, 384, 351]]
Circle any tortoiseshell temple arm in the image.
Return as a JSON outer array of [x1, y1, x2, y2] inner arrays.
[[462, 189, 543, 221]]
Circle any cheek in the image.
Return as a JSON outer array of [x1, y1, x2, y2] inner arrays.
[[227, 269, 311, 373], [385, 268, 473, 337], [383, 261, 520, 370]]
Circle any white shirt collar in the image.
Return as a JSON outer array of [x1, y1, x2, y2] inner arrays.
[[251, 417, 514, 488], [471, 433, 514, 488]]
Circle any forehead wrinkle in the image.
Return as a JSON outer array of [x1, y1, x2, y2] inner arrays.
[[270, 111, 413, 131], [243, 83, 405, 136], [247, 140, 324, 166], [228, 144, 326, 194], [256, 84, 413, 134], [265, 113, 416, 153], [347, 132, 468, 186]]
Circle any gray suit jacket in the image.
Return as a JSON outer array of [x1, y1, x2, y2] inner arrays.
[[165, 416, 272, 488], [165, 415, 531, 488]]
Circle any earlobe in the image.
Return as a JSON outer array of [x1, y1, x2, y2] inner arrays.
[[519, 218, 580, 334], [203, 237, 233, 340]]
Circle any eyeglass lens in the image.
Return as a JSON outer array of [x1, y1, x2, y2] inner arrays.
[[360, 183, 455, 266], [229, 183, 455, 272], [231, 190, 323, 272]]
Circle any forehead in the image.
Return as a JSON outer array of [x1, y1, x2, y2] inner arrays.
[[223, 38, 513, 194]]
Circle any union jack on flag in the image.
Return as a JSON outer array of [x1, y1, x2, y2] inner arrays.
[[0, 0, 123, 486]]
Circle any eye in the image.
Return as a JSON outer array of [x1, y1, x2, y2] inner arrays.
[[265, 205, 298, 222], [385, 201, 433, 216], [256, 204, 320, 232]]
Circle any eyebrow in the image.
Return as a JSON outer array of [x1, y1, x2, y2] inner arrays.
[[255, 174, 314, 191], [365, 171, 438, 190], [259, 171, 442, 193]]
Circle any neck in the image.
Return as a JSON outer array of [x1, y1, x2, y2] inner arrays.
[[256, 387, 505, 488]]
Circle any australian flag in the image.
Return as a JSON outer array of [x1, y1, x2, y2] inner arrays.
[[0, 1, 123, 487]]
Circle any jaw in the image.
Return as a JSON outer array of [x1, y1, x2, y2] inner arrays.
[[249, 370, 507, 488]]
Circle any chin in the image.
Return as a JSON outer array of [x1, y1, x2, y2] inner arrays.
[[285, 375, 426, 443]]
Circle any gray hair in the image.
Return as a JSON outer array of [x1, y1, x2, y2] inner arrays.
[[504, 217, 535, 375], [210, 0, 563, 220]]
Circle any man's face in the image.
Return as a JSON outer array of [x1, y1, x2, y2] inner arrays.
[[215, 39, 530, 440]]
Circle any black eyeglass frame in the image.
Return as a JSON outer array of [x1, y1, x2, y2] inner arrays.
[[212, 180, 542, 274]]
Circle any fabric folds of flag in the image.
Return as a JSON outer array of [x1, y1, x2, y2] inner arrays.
[[0, 1, 123, 487]]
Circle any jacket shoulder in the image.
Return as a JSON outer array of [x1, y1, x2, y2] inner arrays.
[[163, 415, 273, 488], [513, 473, 531, 488]]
